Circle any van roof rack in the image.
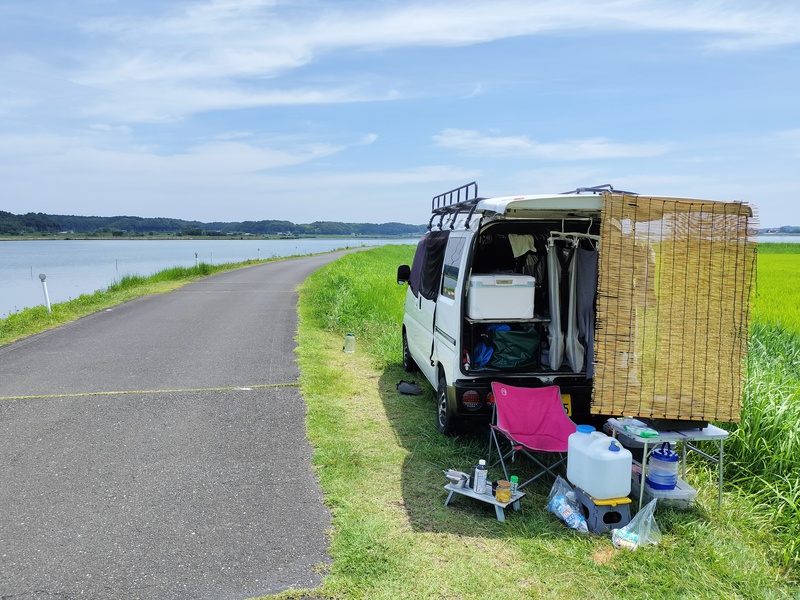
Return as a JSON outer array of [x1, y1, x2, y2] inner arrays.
[[429, 181, 482, 230], [432, 181, 480, 214], [563, 184, 638, 196]]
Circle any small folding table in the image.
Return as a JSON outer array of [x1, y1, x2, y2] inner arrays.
[[444, 484, 525, 522]]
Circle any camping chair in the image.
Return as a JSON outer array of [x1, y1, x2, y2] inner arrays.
[[488, 382, 577, 490]]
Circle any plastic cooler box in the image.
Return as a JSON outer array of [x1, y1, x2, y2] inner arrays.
[[467, 275, 535, 320]]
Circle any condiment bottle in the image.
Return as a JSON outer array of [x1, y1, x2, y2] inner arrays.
[[495, 480, 512, 503]]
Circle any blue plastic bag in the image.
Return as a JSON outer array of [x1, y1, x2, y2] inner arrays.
[[472, 342, 493, 368]]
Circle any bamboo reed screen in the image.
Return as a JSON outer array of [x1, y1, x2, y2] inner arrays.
[[592, 193, 758, 423]]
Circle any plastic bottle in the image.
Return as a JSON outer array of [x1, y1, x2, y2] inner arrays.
[[549, 493, 589, 533], [509, 475, 519, 497], [343, 333, 356, 353], [473, 459, 488, 494], [612, 528, 639, 550]]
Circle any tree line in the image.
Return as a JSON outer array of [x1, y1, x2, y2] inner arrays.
[[761, 226, 800, 234], [4, 210, 796, 238], [0, 211, 426, 237]]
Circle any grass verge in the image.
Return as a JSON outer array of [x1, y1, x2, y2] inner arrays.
[[290, 245, 799, 599]]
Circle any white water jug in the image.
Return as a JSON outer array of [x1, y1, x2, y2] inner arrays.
[[567, 425, 633, 500]]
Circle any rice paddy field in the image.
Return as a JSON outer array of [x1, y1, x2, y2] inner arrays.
[[753, 243, 800, 331]]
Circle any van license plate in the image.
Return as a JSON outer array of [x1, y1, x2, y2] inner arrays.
[[562, 394, 572, 416]]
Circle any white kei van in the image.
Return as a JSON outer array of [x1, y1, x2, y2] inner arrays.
[[397, 182, 756, 435]]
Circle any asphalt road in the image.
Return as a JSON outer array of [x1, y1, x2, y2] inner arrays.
[[0, 252, 349, 600]]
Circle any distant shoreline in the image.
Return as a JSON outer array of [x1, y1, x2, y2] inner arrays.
[[0, 233, 420, 242], [3, 233, 793, 243]]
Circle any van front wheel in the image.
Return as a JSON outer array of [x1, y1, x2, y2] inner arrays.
[[437, 375, 456, 436]]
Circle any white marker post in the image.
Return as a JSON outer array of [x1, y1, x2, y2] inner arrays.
[[39, 273, 52, 313]]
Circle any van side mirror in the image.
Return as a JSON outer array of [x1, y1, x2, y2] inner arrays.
[[397, 265, 411, 285]]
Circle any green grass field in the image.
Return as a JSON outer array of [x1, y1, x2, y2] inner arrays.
[[293, 243, 800, 598]]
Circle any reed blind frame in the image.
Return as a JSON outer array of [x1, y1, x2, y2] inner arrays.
[[592, 193, 758, 423]]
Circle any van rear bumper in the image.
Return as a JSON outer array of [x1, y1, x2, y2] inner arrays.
[[453, 376, 595, 423]]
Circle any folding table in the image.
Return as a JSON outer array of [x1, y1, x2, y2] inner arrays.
[[444, 484, 525, 522], [604, 418, 729, 510]]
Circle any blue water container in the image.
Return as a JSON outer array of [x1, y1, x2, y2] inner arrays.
[[646, 442, 679, 490]]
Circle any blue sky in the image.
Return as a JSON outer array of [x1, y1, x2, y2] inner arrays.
[[1, 1, 798, 227]]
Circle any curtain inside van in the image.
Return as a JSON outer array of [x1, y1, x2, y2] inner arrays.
[[576, 247, 598, 379], [546, 242, 584, 373], [592, 193, 757, 423], [409, 230, 450, 299], [546, 244, 565, 370]]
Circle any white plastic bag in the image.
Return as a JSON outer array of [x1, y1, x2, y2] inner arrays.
[[547, 475, 589, 534], [612, 498, 661, 550]]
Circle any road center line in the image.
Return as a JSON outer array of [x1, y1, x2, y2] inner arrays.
[[0, 382, 299, 401]]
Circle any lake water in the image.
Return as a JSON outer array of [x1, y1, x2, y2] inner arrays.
[[1, 235, 796, 319], [0, 238, 415, 318], [758, 235, 800, 243]]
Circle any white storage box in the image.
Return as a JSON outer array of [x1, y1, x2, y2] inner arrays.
[[631, 464, 697, 509], [467, 275, 535, 320]]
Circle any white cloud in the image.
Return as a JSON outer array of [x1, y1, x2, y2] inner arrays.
[[61, 0, 800, 122], [310, 1, 800, 51], [216, 131, 254, 140], [305, 165, 478, 187], [2, 1, 798, 226], [433, 128, 670, 160], [81, 82, 396, 123], [90, 123, 133, 134], [85, 1, 800, 62], [0, 129, 469, 221], [0, 132, 350, 174]]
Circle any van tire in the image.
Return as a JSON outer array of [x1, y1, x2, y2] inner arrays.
[[437, 374, 456, 436], [402, 330, 419, 373]]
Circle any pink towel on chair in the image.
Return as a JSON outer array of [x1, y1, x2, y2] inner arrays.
[[491, 382, 577, 452]]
